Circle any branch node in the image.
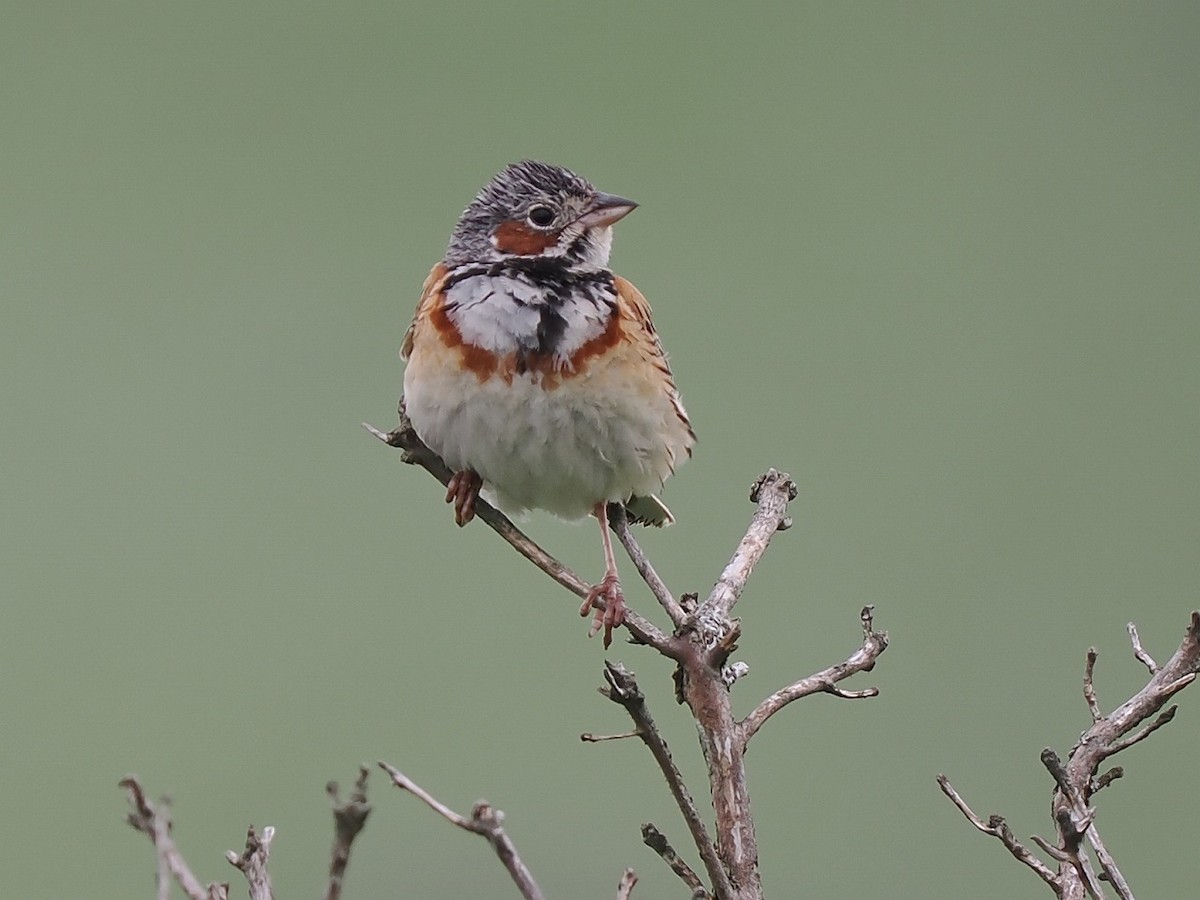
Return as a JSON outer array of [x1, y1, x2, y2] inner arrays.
[[378, 761, 545, 900], [936, 774, 1059, 887], [721, 661, 750, 687], [226, 825, 275, 900]]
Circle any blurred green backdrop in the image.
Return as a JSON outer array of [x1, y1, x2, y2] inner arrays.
[[3, 3, 1198, 898]]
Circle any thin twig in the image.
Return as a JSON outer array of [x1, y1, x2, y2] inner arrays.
[[641, 823, 710, 898], [935, 775, 1059, 888], [364, 418, 675, 655], [611, 503, 686, 626], [580, 730, 641, 743], [615, 868, 639, 900], [225, 825, 275, 900], [325, 766, 371, 900], [739, 606, 887, 748], [598, 662, 735, 900], [1079, 821, 1130, 900], [1106, 705, 1179, 756], [378, 761, 545, 900], [120, 777, 211, 900], [1083, 648, 1101, 722], [1126, 621, 1158, 674], [1029, 834, 1070, 863]]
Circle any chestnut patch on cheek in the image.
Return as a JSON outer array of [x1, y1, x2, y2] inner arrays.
[[493, 220, 559, 255]]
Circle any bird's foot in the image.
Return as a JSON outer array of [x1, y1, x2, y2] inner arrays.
[[445, 469, 482, 526], [579, 571, 626, 649]]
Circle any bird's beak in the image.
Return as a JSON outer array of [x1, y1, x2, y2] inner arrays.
[[577, 191, 638, 228]]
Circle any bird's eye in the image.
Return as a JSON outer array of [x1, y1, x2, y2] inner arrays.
[[527, 205, 555, 227]]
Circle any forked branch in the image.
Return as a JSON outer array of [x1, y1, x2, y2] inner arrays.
[[378, 761, 546, 900], [739, 605, 887, 748], [370, 410, 890, 900], [325, 766, 372, 900], [121, 776, 213, 900], [940, 612, 1200, 898]]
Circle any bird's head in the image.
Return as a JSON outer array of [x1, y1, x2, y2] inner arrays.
[[445, 160, 637, 269]]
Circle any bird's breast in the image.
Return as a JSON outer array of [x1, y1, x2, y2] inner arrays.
[[431, 269, 621, 388]]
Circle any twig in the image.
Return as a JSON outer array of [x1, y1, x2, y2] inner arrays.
[[697, 469, 797, 630], [580, 730, 641, 742], [1083, 648, 1101, 722], [1106, 705, 1179, 756], [641, 823, 710, 898], [120, 776, 211, 900], [597, 662, 734, 900], [616, 868, 639, 900], [325, 766, 371, 900], [611, 503, 686, 626], [935, 775, 1059, 889], [1126, 622, 1158, 674], [225, 825, 275, 900], [378, 761, 545, 900], [364, 417, 675, 655], [739, 606, 887, 748]]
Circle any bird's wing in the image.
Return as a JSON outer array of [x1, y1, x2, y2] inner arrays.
[[613, 275, 696, 453], [400, 263, 449, 361]]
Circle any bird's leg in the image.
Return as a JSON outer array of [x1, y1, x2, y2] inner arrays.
[[579, 502, 626, 648], [444, 469, 482, 527]]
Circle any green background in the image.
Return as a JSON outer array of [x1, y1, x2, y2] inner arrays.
[[4, 3, 1198, 898]]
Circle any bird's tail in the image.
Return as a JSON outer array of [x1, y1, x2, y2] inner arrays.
[[624, 494, 675, 527]]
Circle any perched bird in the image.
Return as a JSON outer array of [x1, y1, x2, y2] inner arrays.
[[401, 161, 695, 646]]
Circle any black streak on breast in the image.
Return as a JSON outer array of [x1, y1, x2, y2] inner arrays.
[[535, 305, 568, 356]]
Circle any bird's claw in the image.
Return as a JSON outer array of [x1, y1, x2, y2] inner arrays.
[[445, 470, 482, 526], [579, 572, 626, 649]]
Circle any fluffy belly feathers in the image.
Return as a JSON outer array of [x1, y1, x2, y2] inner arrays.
[[403, 343, 689, 520]]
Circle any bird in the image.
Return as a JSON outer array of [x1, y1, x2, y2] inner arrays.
[[400, 160, 695, 647]]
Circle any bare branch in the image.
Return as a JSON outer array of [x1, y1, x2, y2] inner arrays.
[[1126, 621, 1159, 674], [739, 606, 887, 747], [1079, 822, 1130, 900], [1029, 833, 1071, 863], [611, 503, 686, 626], [325, 766, 371, 900], [120, 776, 212, 900], [364, 417, 675, 655], [597, 662, 734, 900], [615, 868, 639, 900], [696, 469, 797, 628], [1083, 648, 1101, 722], [224, 825, 275, 900], [935, 775, 1059, 889], [641, 823, 710, 898], [1057, 613, 1200, 898], [378, 761, 545, 900], [1106, 705, 1178, 756]]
